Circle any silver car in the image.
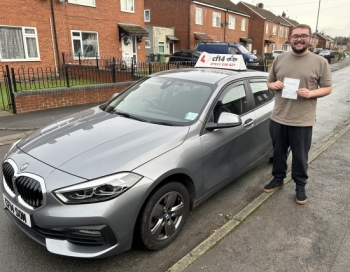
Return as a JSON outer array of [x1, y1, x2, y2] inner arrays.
[[2, 67, 274, 258]]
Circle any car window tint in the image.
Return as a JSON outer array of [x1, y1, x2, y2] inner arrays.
[[250, 81, 275, 108], [214, 82, 247, 121]]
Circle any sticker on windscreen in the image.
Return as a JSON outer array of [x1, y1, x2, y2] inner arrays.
[[185, 112, 198, 120]]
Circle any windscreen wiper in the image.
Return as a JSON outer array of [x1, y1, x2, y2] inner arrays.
[[150, 121, 177, 126], [111, 110, 148, 122]]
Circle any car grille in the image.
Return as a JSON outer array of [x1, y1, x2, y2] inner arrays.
[[2, 162, 43, 209], [16, 176, 43, 208], [3, 162, 15, 192]]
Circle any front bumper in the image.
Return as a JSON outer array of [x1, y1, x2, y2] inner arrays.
[[2, 158, 154, 258]]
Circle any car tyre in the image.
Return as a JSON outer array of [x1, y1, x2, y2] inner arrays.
[[135, 182, 190, 251]]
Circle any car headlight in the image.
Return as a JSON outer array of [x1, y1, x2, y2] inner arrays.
[[53, 172, 142, 204]]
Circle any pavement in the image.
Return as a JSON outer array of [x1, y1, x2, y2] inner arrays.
[[1, 57, 350, 271]]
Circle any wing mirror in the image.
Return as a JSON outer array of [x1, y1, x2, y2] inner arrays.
[[206, 112, 242, 131]]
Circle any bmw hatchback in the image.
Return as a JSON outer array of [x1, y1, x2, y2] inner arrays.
[[2, 55, 275, 258]]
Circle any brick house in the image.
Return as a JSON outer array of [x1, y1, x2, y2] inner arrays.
[[0, 0, 149, 70], [278, 12, 300, 52], [144, 0, 252, 53], [315, 33, 332, 50], [237, 2, 290, 56]]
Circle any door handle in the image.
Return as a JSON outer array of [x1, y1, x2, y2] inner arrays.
[[244, 118, 254, 127]]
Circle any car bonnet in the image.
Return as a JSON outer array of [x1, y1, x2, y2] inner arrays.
[[16, 108, 189, 179]]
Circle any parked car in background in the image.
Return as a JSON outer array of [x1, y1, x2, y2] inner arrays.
[[168, 50, 202, 65], [318, 50, 331, 56], [317, 50, 334, 64], [272, 50, 286, 58], [196, 42, 259, 66], [2, 54, 275, 258]]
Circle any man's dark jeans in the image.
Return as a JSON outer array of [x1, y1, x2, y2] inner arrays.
[[269, 119, 312, 186]]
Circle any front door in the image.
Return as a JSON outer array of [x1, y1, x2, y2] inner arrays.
[[122, 36, 136, 67], [201, 81, 257, 192]]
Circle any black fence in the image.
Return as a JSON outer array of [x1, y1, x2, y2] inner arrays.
[[0, 52, 268, 113], [0, 65, 15, 112]]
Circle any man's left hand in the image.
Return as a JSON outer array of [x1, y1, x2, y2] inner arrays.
[[296, 88, 313, 98]]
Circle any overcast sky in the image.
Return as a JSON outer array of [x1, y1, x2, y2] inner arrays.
[[234, 0, 350, 38]]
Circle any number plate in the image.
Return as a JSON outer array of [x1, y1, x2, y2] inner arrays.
[[3, 194, 31, 227]]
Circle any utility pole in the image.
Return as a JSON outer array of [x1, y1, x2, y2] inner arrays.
[[314, 0, 321, 50]]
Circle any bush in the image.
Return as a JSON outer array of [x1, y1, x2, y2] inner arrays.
[[264, 53, 273, 59]]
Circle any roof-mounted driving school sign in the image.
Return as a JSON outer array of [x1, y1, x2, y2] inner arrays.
[[194, 52, 247, 71]]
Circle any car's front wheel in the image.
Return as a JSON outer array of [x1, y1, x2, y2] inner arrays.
[[135, 182, 190, 250]]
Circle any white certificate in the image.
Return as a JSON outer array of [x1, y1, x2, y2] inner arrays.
[[282, 77, 300, 100]]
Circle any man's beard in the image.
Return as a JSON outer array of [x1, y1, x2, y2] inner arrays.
[[291, 41, 309, 54]]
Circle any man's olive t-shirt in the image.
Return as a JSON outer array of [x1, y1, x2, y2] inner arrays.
[[267, 51, 332, 126]]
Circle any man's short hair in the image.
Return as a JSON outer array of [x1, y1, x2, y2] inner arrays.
[[292, 24, 312, 35]]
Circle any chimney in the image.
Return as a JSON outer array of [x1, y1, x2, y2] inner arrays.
[[282, 11, 286, 18], [257, 3, 264, 8]]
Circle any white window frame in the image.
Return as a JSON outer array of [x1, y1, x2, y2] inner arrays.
[[285, 28, 288, 38], [272, 25, 277, 35], [228, 15, 236, 30], [266, 23, 269, 34], [241, 19, 246, 31], [71, 30, 99, 59], [212, 12, 221, 27], [279, 27, 284, 37], [144, 9, 150, 22], [158, 41, 165, 53], [196, 8, 203, 25], [121, 0, 134, 13], [0, 25, 40, 62], [68, 0, 95, 7]]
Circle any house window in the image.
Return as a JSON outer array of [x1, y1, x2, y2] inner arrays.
[[144, 10, 150, 22], [266, 23, 269, 34], [145, 40, 151, 48], [228, 15, 236, 29], [71, 30, 99, 58], [212, 12, 221, 27], [68, 0, 95, 6], [158, 41, 164, 53], [272, 25, 277, 35], [285, 28, 288, 38], [196, 8, 203, 25], [241, 19, 246, 31], [279, 27, 284, 37], [0, 26, 40, 61], [121, 0, 134, 12]]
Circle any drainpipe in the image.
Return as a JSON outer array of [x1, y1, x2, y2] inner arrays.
[[50, 0, 61, 72], [188, 5, 191, 49], [223, 11, 227, 42]]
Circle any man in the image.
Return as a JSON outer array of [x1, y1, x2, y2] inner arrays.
[[263, 24, 332, 204]]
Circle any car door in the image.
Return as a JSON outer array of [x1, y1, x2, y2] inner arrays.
[[200, 80, 257, 193], [247, 78, 275, 162]]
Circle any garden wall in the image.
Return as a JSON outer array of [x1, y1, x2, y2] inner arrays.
[[13, 82, 133, 114]]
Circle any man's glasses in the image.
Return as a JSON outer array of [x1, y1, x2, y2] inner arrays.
[[290, 34, 310, 40]]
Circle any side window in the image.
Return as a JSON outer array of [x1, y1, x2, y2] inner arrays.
[[182, 52, 192, 58], [250, 81, 275, 108], [228, 47, 238, 54], [213, 82, 247, 122]]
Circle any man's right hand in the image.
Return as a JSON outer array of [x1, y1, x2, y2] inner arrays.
[[267, 80, 284, 91]]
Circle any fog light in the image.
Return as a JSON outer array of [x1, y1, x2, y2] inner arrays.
[[77, 230, 101, 235]]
